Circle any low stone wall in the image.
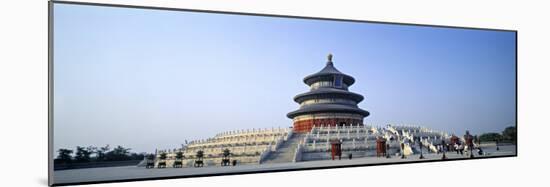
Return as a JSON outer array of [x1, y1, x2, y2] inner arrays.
[[54, 160, 142, 170], [301, 148, 400, 161], [154, 156, 261, 168]]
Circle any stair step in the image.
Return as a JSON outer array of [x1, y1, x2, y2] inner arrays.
[[261, 134, 307, 164]]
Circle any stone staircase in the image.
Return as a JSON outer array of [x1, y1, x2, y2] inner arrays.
[[262, 133, 305, 164]]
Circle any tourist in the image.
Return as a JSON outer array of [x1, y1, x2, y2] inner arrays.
[[477, 147, 484, 155]]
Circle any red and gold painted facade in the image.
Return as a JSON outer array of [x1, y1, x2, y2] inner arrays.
[[291, 112, 365, 132], [293, 118, 363, 133]]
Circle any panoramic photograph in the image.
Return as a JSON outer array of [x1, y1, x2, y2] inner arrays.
[[51, 2, 517, 185]]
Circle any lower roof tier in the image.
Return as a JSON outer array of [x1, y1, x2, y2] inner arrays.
[[287, 103, 370, 119]]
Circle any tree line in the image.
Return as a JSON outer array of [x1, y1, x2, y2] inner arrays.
[[478, 126, 517, 143], [55, 145, 145, 164]]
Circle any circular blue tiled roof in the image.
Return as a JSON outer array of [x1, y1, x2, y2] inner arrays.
[[287, 54, 369, 119]]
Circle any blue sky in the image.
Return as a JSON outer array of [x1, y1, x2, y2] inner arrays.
[[53, 4, 516, 153]]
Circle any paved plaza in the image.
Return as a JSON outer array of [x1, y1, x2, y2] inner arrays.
[[54, 145, 515, 184]]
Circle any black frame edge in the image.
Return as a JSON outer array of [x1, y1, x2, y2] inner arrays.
[[48, 0, 519, 186]]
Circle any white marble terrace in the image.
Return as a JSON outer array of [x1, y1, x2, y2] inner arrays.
[[153, 124, 459, 167], [155, 128, 292, 167]]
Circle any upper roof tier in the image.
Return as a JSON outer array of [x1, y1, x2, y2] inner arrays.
[[303, 54, 356, 86]]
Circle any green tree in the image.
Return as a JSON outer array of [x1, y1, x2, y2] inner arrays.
[[87, 146, 97, 161], [479, 133, 502, 142], [502, 126, 517, 142], [175, 151, 184, 160], [74, 146, 93, 162], [56, 149, 73, 163], [105, 145, 131, 161], [95, 145, 110, 161], [129, 153, 145, 160]]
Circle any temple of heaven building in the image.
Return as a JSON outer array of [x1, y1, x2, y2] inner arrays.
[[287, 54, 370, 133]]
